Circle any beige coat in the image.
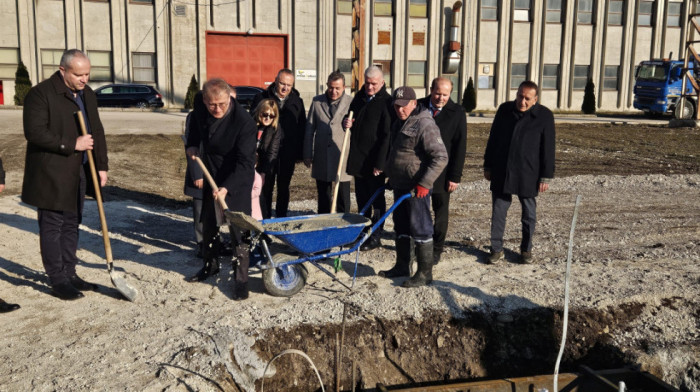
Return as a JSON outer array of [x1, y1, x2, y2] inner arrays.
[[303, 92, 352, 182]]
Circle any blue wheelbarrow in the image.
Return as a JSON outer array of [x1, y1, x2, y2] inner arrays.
[[225, 188, 412, 297]]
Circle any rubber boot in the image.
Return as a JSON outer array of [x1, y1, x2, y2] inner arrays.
[[433, 245, 443, 265], [186, 258, 220, 282], [402, 241, 433, 287], [378, 236, 411, 278]]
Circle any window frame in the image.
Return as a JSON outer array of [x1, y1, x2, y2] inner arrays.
[[573, 65, 590, 90], [406, 60, 426, 88], [608, 0, 624, 25], [667, 1, 682, 27], [41, 49, 64, 81], [0, 48, 19, 80], [510, 63, 528, 89], [542, 64, 559, 90], [638, 0, 654, 26], [481, 0, 498, 21], [545, 0, 563, 23], [409, 0, 428, 18], [374, 0, 393, 16], [513, 0, 531, 22], [87, 50, 113, 82], [603, 65, 620, 90], [577, 0, 594, 24], [132, 52, 156, 84], [337, 0, 352, 15]]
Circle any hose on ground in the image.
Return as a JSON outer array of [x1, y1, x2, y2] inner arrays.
[[261, 349, 325, 392]]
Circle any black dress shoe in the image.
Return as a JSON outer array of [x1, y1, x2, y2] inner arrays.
[[69, 276, 99, 291], [360, 236, 381, 251], [186, 259, 221, 282], [51, 282, 85, 301], [0, 300, 20, 313], [233, 282, 249, 301]]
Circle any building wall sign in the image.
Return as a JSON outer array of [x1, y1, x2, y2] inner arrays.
[[378, 31, 391, 45], [295, 69, 317, 81]]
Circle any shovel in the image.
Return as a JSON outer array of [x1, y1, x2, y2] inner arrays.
[[330, 111, 353, 213], [76, 111, 138, 302], [194, 156, 229, 218]]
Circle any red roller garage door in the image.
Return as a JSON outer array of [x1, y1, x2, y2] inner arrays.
[[206, 33, 287, 88]]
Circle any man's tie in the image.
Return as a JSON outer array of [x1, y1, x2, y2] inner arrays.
[[432, 108, 439, 118]]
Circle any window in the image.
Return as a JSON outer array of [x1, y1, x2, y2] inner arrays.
[[546, 0, 563, 23], [667, 2, 682, 27], [514, 0, 530, 22], [87, 51, 112, 82], [336, 58, 352, 85], [132, 52, 156, 83], [638, 1, 654, 26], [511, 63, 528, 89], [131, 0, 153, 3], [604, 65, 619, 90], [577, 0, 593, 24], [337, 0, 352, 15], [542, 64, 559, 89], [478, 63, 495, 89], [608, 0, 624, 25], [41, 49, 64, 80], [373, 60, 392, 87], [0, 48, 19, 79], [409, 0, 428, 17], [481, 0, 498, 21], [375, 0, 392, 16], [573, 65, 590, 89], [407, 61, 425, 88]]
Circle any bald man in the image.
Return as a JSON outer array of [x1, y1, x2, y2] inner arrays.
[[417, 77, 467, 264]]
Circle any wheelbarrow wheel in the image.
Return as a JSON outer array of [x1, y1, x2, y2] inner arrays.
[[262, 254, 309, 297]]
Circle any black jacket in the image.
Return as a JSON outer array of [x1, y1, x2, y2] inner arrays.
[[345, 84, 393, 177], [183, 112, 203, 199], [0, 157, 5, 185], [484, 101, 555, 198], [21, 71, 108, 212], [187, 93, 256, 214], [250, 83, 306, 162], [417, 97, 467, 194], [256, 124, 281, 176]]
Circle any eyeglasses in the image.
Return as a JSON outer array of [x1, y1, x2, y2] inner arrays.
[[261, 113, 276, 119], [206, 102, 229, 110]]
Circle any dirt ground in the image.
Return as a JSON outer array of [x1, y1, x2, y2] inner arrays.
[[0, 121, 698, 391]]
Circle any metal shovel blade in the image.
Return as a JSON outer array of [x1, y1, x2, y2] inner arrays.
[[110, 270, 138, 302]]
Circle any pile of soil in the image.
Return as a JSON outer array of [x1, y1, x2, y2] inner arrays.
[[0, 122, 697, 391]]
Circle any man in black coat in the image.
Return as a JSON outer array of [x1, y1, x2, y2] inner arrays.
[[250, 69, 306, 218], [22, 49, 108, 301], [418, 77, 467, 264], [484, 81, 555, 264], [342, 66, 393, 250], [0, 156, 21, 312], [186, 79, 256, 300]]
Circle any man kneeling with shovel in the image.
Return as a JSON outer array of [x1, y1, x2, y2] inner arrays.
[[185, 79, 256, 300]]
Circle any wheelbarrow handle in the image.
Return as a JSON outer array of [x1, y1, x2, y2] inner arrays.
[[359, 185, 387, 216], [194, 156, 229, 211]]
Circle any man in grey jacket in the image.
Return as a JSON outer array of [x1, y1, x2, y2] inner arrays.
[[381, 86, 448, 288], [303, 71, 353, 213]]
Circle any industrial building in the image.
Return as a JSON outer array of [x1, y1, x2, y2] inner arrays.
[[0, 0, 696, 111]]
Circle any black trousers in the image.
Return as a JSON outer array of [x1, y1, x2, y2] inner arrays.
[[431, 191, 450, 252], [261, 156, 296, 218], [315, 180, 350, 214], [354, 174, 386, 229], [200, 193, 249, 284], [192, 198, 203, 244], [392, 188, 433, 242], [38, 167, 86, 285], [490, 192, 537, 253]]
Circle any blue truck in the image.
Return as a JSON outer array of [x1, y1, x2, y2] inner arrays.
[[633, 59, 696, 119]]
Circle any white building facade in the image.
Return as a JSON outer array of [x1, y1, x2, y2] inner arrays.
[[0, 0, 696, 111]]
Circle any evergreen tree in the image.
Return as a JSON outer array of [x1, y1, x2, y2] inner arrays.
[[581, 78, 596, 114], [14, 61, 32, 106], [462, 77, 476, 113], [184, 74, 199, 110]]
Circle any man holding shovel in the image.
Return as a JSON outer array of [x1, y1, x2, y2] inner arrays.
[[185, 79, 256, 301], [303, 71, 353, 213], [21, 49, 107, 300]]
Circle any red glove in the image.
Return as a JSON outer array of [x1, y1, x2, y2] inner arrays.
[[414, 185, 429, 198]]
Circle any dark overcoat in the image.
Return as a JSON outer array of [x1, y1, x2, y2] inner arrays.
[[0, 157, 5, 185], [250, 84, 306, 162], [417, 97, 467, 194], [21, 71, 108, 212], [187, 94, 256, 215], [183, 112, 204, 199], [483, 101, 555, 198], [345, 85, 393, 177]]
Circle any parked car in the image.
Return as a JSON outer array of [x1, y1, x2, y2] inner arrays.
[[233, 86, 264, 111], [94, 84, 164, 108]]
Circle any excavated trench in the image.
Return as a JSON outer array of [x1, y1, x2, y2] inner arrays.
[[209, 303, 656, 391]]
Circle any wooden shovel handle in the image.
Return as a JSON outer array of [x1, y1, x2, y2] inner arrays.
[[194, 156, 229, 210], [76, 111, 114, 271], [331, 111, 353, 213]]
